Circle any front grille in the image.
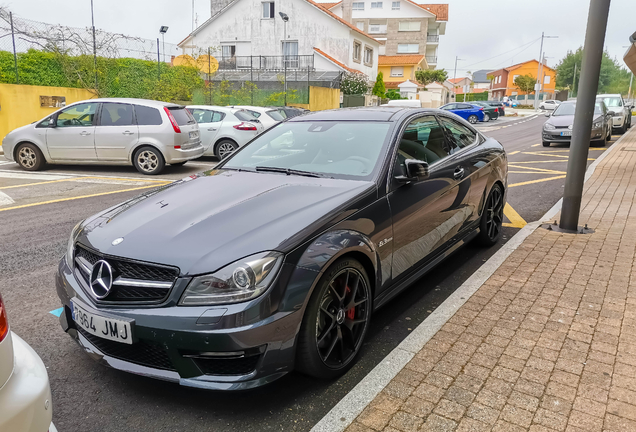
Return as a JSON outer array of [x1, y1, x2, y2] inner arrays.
[[194, 355, 261, 376], [74, 245, 179, 304], [77, 327, 175, 371]]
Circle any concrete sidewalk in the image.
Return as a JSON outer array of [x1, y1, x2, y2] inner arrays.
[[335, 127, 636, 432]]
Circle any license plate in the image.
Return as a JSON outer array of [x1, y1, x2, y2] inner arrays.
[[71, 299, 133, 345], [560, 131, 572, 136], [189, 131, 199, 139]]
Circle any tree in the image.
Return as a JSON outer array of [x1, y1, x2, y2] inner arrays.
[[372, 71, 386, 97], [340, 72, 369, 95], [514, 74, 536, 95], [415, 69, 448, 86], [385, 89, 404, 100], [555, 47, 631, 95]]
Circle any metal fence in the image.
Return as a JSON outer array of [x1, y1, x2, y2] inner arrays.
[[217, 55, 315, 71], [0, 7, 180, 62]]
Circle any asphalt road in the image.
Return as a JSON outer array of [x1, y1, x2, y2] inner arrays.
[[0, 115, 624, 431]]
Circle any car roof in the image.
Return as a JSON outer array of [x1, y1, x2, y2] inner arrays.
[[88, 98, 181, 108], [597, 94, 622, 98], [186, 105, 241, 113], [231, 105, 277, 113], [286, 107, 443, 122]]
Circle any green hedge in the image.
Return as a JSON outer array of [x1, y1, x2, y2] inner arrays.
[[456, 91, 488, 102]]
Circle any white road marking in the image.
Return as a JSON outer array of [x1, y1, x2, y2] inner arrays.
[[0, 191, 14, 206], [0, 172, 73, 181]]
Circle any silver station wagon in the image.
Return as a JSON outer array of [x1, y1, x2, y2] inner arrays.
[[2, 98, 204, 175]]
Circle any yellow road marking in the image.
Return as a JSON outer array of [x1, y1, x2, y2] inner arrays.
[[531, 143, 541, 147], [509, 171, 565, 174], [0, 183, 170, 213], [508, 175, 566, 188], [0, 176, 168, 190], [508, 164, 566, 174], [0, 178, 83, 190], [510, 159, 594, 164], [508, 150, 520, 156], [503, 203, 527, 228]]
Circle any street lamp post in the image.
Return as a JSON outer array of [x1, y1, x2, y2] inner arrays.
[[453, 56, 463, 101], [279, 12, 289, 106], [159, 26, 169, 63], [533, 32, 558, 110], [90, 0, 98, 91]]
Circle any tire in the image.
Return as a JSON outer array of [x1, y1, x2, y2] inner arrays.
[[483, 113, 490, 122], [468, 115, 478, 124], [15, 142, 45, 171], [171, 161, 187, 167], [215, 140, 238, 160], [477, 183, 504, 247], [542, 141, 551, 147], [133, 146, 165, 175], [591, 139, 605, 147], [296, 257, 372, 380]]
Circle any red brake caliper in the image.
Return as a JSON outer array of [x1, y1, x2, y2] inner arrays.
[[345, 285, 356, 320]]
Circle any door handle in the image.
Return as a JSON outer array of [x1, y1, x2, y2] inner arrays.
[[122, 131, 134, 135], [208, 128, 217, 131], [453, 167, 465, 180], [79, 131, 91, 136]]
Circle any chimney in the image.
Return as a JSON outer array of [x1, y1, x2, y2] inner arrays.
[[342, 0, 353, 23], [211, 0, 235, 17]]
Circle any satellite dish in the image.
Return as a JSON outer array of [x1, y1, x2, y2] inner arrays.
[[197, 55, 219, 74], [173, 54, 197, 67]]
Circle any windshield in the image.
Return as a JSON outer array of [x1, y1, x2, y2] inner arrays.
[[223, 121, 392, 179], [266, 110, 286, 121], [601, 97, 622, 108], [552, 102, 603, 116]]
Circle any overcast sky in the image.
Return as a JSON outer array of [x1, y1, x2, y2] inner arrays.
[[4, 0, 633, 77]]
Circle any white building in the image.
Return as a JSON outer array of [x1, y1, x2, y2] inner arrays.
[[177, 0, 380, 78]]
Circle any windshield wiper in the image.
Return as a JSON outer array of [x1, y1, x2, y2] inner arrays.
[[255, 166, 331, 178]]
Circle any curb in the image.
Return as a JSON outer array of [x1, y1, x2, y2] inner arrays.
[[310, 130, 629, 432]]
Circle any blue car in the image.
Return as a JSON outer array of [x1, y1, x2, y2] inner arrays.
[[439, 103, 486, 124]]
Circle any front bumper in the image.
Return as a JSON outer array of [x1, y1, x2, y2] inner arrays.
[[0, 333, 53, 432], [542, 127, 604, 142], [164, 142, 205, 164], [55, 258, 302, 390], [611, 116, 624, 129]]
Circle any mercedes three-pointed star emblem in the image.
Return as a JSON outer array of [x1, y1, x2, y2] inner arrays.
[[90, 260, 113, 299]]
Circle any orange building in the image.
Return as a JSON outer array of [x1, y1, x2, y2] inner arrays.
[[489, 59, 556, 100]]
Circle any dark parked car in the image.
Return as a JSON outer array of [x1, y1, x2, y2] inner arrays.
[[439, 103, 486, 123], [471, 102, 499, 121], [56, 107, 508, 390], [542, 99, 612, 147], [485, 101, 505, 116]]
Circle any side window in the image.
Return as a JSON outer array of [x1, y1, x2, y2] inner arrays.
[[100, 103, 133, 126], [134, 105, 162, 125], [191, 109, 213, 123], [442, 104, 456, 110], [438, 117, 477, 152], [395, 116, 449, 175], [248, 110, 261, 118], [56, 103, 98, 127], [459, 104, 472, 110], [211, 111, 226, 122]]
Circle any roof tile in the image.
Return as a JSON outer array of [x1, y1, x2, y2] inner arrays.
[[378, 55, 425, 65]]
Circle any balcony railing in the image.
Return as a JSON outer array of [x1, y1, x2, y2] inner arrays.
[[426, 34, 439, 43], [217, 55, 315, 71], [426, 56, 437, 63]]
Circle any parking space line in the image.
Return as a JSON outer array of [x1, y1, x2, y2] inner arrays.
[[0, 183, 169, 213], [0, 169, 174, 182], [0, 176, 167, 190], [503, 203, 527, 228], [508, 151, 520, 156], [508, 164, 566, 174], [0, 178, 84, 190], [531, 143, 541, 147], [0, 191, 14, 206], [508, 175, 566, 188]]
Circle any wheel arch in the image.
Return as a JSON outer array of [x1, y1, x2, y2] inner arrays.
[[213, 137, 238, 154], [13, 140, 50, 163], [129, 142, 167, 164]]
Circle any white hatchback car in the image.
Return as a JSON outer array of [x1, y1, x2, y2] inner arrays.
[[597, 94, 633, 133], [2, 98, 204, 175], [227, 106, 286, 130], [0, 293, 55, 432], [540, 100, 561, 110], [187, 106, 264, 159]]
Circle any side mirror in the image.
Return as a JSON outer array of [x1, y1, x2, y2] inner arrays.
[[396, 159, 429, 183], [545, 112, 551, 117]]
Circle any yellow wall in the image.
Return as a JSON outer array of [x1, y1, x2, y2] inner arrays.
[[308, 86, 339, 111], [506, 61, 556, 95], [379, 65, 416, 82], [0, 83, 96, 142]]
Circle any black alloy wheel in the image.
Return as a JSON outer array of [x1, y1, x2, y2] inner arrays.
[[296, 258, 371, 379], [477, 184, 504, 246]]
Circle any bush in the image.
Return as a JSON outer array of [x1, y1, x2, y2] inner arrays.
[[341, 72, 369, 95], [385, 89, 404, 100]]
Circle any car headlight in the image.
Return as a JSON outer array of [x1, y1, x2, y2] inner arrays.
[[179, 252, 283, 306], [592, 121, 602, 129], [544, 123, 555, 131], [65, 221, 84, 268]]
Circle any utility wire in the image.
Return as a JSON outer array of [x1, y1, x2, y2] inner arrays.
[[460, 37, 542, 70]]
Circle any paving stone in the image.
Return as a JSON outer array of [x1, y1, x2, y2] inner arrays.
[[412, 383, 446, 404], [508, 390, 540, 412], [434, 399, 467, 421], [420, 414, 457, 432], [357, 407, 393, 430], [400, 396, 433, 418], [466, 402, 500, 425], [387, 410, 423, 432]]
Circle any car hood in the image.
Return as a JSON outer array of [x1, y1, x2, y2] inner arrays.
[[546, 114, 603, 127], [77, 169, 375, 275]]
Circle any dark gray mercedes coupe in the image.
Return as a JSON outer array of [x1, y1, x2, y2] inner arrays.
[[55, 107, 507, 390]]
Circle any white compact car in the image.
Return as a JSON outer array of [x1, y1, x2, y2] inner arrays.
[[597, 94, 633, 134], [187, 106, 264, 159], [2, 98, 204, 175], [540, 100, 561, 110], [227, 106, 286, 130], [0, 293, 55, 432]]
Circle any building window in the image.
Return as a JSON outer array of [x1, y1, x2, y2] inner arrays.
[[364, 47, 373, 65], [370, 2, 383, 8], [397, 43, 419, 53], [356, 21, 364, 30], [512, 74, 519, 82], [398, 21, 421, 31], [390, 66, 404, 77], [39, 96, 66, 108], [392, 1, 400, 9], [544, 75, 551, 84], [368, 24, 387, 34], [352, 1, 364, 9], [262, 1, 275, 18], [353, 41, 362, 62], [221, 45, 236, 58]]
